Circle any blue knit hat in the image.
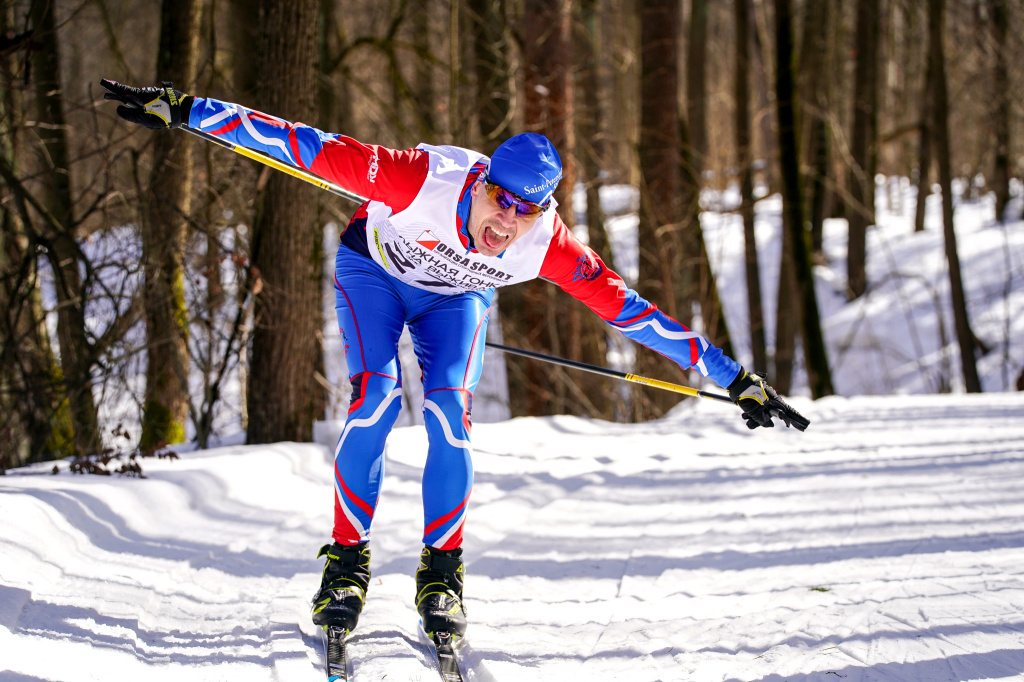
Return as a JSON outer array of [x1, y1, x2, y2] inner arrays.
[[486, 133, 563, 205]]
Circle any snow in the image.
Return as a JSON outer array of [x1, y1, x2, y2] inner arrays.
[[5, 182, 1024, 680], [3, 393, 1024, 680]]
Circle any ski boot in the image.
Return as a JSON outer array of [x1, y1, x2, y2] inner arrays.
[[312, 541, 371, 633], [415, 545, 467, 638]]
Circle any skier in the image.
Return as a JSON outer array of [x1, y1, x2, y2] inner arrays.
[[101, 80, 806, 642]]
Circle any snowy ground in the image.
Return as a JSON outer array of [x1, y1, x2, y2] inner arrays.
[[3, 391, 1024, 681], [8, 180, 1024, 679]]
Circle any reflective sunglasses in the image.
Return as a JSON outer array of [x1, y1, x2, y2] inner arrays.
[[483, 181, 549, 219]]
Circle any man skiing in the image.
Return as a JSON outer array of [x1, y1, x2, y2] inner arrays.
[[101, 80, 807, 644]]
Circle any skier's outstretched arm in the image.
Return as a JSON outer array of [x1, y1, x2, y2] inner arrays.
[[99, 79, 428, 212], [539, 213, 809, 431]]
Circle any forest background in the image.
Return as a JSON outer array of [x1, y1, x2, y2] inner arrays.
[[1, 0, 1021, 471]]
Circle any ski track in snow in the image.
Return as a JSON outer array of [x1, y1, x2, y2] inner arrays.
[[3, 393, 1024, 681]]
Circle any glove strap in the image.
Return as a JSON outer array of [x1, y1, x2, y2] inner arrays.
[[161, 81, 181, 128]]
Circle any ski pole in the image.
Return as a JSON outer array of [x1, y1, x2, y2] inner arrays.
[[181, 124, 368, 204], [484, 342, 734, 403], [179, 123, 734, 405]]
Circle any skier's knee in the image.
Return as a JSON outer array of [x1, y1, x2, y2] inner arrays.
[[422, 388, 473, 440], [348, 371, 402, 419]]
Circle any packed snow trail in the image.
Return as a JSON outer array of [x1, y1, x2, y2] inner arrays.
[[3, 392, 1024, 681]]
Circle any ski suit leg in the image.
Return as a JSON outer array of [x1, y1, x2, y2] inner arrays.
[[407, 288, 494, 550], [332, 247, 406, 546]]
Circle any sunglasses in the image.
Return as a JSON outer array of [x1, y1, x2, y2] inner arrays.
[[483, 181, 549, 219]]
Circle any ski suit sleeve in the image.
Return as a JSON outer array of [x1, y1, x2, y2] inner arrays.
[[539, 214, 742, 389], [187, 96, 428, 213]]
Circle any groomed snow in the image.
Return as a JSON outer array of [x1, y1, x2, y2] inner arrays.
[[3, 391, 1024, 681], [6, 181, 1024, 680]]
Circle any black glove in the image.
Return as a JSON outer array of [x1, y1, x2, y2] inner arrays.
[[728, 370, 810, 432], [100, 79, 192, 130]]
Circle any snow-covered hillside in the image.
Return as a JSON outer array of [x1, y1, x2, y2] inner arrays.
[[3, 391, 1024, 681]]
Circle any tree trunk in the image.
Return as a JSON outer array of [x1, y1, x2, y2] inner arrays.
[[680, 1, 732, 358], [913, 32, 934, 234], [469, 0, 513, 155], [799, 0, 831, 258], [751, 1, 778, 194], [1, 2, 67, 467], [576, 0, 615, 269], [634, 0, 690, 419], [246, 0, 323, 443], [846, 0, 880, 299], [29, 0, 101, 456], [499, 0, 612, 420], [606, 0, 640, 185], [686, 0, 709, 171], [775, 0, 834, 398], [929, 0, 981, 393], [679, 116, 733, 358], [228, 0, 261, 100], [991, 0, 1010, 222], [735, 0, 767, 372], [140, 0, 202, 451]]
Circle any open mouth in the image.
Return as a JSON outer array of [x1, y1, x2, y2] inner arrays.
[[480, 223, 512, 252]]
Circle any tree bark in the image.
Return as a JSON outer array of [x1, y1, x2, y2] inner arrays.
[[929, 0, 981, 393], [140, 0, 202, 451], [228, 0, 261, 100], [990, 0, 1010, 222], [499, 0, 612, 420], [846, 0, 880, 299], [913, 30, 935, 234], [29, 0, 101, 456], [469, 0, 513, 155], [686, 0, 709, 171], [799, 0, 831, 258], [1, 2, 66, 466], [576, 0, 615, 269], [775, 0, 834, 398], [633, 0, 690, 419], [735, 0, 767, 373], [680, 1, 732, 359], [246, 0, 324, 443]]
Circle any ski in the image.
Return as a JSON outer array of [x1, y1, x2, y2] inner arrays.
[[419, 623, 467, 682], [321, 625, 352, 681]]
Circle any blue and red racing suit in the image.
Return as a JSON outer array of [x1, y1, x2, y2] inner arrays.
[[188, 97, 742, 550]]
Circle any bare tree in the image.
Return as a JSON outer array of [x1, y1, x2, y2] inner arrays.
[[495, 0, 614, 419], [775, 0, 833, 398], [0, 5, 69, 467], [686, 0, 709, 170], [681, 1, 733, 359], [799, 0, 831, 257], [990, 0, 1011, 222], [634, 0, 690, 418], [735, 0, 767, 372], [27, 0, 102, 455], [576, 0, 615, 269], [246, 0, 325, 442], [139, 0, 202, 451], [914, 17, 935, 235], [929, 0, 981, 393], [469, 0, 514, 155], [847, 0, 880, 299]]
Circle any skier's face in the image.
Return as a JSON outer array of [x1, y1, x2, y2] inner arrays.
[[467, 180, 543, 257]]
